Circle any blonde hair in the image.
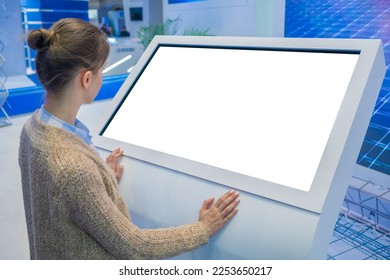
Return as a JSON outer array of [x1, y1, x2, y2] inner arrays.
[[27, 18, 110, 93]]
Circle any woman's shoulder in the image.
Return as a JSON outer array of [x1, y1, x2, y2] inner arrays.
[[22, 111, 94, 152], [20, 111, 67, 147]]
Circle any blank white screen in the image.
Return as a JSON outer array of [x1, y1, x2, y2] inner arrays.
[[103, 46, 359, 192]]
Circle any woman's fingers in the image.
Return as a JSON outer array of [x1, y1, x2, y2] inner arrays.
[[221, 198, 240, 221], [201, 197, 215, 212], [199, 190, 240, 237], [214, 190, 239, 211], [116, 162, 124, 182], [108, 148, 123, 160], [105, 148, 124, 183]]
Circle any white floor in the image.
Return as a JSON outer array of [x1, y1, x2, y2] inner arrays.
[[0, 100, 110, 259]]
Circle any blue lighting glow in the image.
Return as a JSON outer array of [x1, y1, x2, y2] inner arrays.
[[285, 0, 390, 176], [168, 0, 206, 4]]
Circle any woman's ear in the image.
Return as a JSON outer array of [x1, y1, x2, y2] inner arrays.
[[81, 70, 93, 89]]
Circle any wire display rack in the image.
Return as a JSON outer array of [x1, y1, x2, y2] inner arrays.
[[0, 39, 11, 127], [328, 176, 390, 259]]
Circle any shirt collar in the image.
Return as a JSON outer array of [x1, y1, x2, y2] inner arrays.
[[37, 105, 93, 146]]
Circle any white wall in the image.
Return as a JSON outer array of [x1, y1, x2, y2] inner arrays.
[[123, 0, 163, 39], [162, 0, 285, 37]]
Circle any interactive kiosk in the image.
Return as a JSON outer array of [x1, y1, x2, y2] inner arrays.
[[93, 36, 385, 259]]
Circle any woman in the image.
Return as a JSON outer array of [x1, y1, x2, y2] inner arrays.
[[18, 18, 239, 260]]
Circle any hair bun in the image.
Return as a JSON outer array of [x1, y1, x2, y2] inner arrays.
[[27, 28, 54, 51]]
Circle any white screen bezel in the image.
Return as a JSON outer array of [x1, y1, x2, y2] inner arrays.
[[94, 36, 383, 213]]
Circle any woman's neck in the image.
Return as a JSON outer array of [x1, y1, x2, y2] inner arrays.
[[44, 90, 81, 126]]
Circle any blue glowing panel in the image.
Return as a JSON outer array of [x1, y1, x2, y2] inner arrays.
[[285, 0, 390, 176], [168, 0, 206, 4]]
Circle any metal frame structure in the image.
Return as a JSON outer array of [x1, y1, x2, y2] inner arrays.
[[328, 173, 390, 259], [329, 211, 390, 259], [0, 40, 11, 127]]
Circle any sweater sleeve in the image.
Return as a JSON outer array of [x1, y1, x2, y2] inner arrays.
[[53, 149, 209, 260]]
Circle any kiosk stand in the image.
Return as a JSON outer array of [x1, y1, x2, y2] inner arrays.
[[93, 36, 385, 259]]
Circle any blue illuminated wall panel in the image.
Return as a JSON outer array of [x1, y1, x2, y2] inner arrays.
[[168, 0, 205, 4], [285, 0, 390, 176], [21, 0, 89, 72], [7, 0, 95, 117]]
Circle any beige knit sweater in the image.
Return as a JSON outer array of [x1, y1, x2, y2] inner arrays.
[[18, 112, 208, 259]]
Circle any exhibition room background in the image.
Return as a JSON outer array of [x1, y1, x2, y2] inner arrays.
[[286, 0, 390, 177]]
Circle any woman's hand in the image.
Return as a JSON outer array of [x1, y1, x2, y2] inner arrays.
[[199, 190, 240, 238], [106, 148, 124, 183]]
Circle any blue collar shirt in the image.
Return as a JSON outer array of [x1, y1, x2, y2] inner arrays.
[[37, 106, 94, 148]]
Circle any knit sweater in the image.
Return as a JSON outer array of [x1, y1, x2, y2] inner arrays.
[[18, 111, 208, 259]]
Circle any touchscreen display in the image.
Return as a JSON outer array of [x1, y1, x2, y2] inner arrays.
[[102, 46, 359, 192]]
